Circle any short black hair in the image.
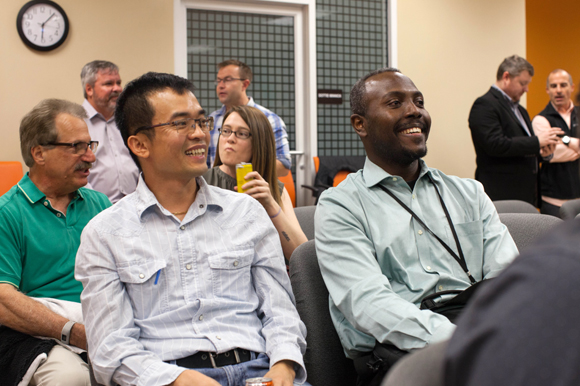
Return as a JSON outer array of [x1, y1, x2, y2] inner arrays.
[[350, 67, 400, 116], [115, 72, 196, 168]]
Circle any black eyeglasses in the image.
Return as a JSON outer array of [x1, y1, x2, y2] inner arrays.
[[46, 141, 99, 155], [134, 117, 214, 135], [214, 77, 245, 86], [218, 127, 252, 140]]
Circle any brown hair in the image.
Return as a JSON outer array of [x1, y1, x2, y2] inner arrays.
[[214, 105, 282, 206], [20, 99, 87, 167], [217, 59, 253, 83]]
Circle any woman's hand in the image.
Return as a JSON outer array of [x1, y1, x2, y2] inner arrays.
[[236, 171, 280, 215]]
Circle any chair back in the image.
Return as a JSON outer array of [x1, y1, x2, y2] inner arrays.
[[559, 198, 580, 220], [333, 170, 351, 187], [279, 172, 296, 207], [382, 340, 448, 386], [499, 213, 562, 252], [289, 240, 357, 386], [493, 200, 537, 214], [294, 205, 316, 240], [0, 161, 24, 196], [303, 156, 365, 203]]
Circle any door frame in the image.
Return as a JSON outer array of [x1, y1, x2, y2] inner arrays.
[[174, 0, 317, 206]]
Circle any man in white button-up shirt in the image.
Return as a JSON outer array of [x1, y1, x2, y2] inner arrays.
[[76, 72, 308, 386], [81, 60, 139, 203]]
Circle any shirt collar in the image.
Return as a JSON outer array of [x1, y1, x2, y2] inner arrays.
[[82, 99, 114, 123], [218, 97, 255, 114], [16, 173, 85, 204], [362, 157, 432, 188], [133, 174, 223, 220], [215, 104, 227, 116], [492, 84, 519, 107], [550, 99, 575, 114]]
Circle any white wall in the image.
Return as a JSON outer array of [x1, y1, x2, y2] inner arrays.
[[1, 0, 526, 183], [398, 0, 526, 178]]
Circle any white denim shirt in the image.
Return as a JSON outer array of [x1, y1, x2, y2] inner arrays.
[[76, 176, 307, 386]]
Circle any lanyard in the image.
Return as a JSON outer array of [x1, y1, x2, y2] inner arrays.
[[376, 174, 476, 284]]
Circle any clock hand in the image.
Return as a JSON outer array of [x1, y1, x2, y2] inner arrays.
[[41, 13, 55, 28]]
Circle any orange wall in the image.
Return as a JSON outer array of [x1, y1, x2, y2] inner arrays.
[[526, 0, 580, 117]]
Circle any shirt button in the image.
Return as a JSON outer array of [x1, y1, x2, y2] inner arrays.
[[438, 285, 443, 291], [180, 225, 185, 230], [412, 194, 416, 199], [44, 201, 49, 206], [233, 261, 239, 267], [216, 335, 221, 340], [56, 213, 62, 217], [418, 230, 423, 235], [392, 177, 398, 181], [139, 273, 145, 279], [426, 266, 431, 271], [186, 264, 192, 270], [199, 204, 204, 209], [199, 315, 204, 321]]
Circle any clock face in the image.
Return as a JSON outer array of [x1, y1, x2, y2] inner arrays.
[[17, 0, 69, 51]]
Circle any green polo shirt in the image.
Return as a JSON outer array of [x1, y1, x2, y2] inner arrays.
[[0, 173, 111, 302]]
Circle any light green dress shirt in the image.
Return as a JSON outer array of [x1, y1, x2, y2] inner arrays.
[[315, 158, 518, 358]]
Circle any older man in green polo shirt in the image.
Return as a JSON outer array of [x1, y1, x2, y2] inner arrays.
[[0, 99, 110, 385]]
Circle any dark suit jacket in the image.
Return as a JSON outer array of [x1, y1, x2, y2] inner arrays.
[[468, 87, 540, 206]]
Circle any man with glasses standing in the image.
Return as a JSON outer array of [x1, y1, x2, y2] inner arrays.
[[81, 60, 139, 203], [0, 99, 111, 385], [76, 72, 308, 386], [208, 59, 291, 177]]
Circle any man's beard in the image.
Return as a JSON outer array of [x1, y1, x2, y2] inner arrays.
[[368, 135, 428, 167]]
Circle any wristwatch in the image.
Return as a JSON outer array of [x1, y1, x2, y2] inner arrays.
[[61, 320, 76, 345], [562, 135, 571, 146]]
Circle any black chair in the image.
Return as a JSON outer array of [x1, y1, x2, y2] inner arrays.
[[294, 205, 316, 240], [492, 200, 537, 214], [559, 198, 580, 220], [289, 240, 357, 386], [498, 213, 562, 252], [302, 156, 365, 203]]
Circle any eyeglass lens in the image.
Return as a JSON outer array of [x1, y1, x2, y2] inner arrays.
[[178, 118, 213, 132], [220, 128, 250, 139], [75, 142, 98, 154]]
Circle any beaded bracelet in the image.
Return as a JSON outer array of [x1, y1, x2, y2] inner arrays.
[[269, 207, 282, 219]]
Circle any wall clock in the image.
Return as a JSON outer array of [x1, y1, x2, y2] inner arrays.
[[17, 0, 69, 51]]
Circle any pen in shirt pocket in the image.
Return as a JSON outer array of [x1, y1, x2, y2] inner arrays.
[[154, 269, 161, 285]]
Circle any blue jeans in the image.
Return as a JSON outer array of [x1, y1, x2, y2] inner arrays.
[[192, 353, 311, 386]]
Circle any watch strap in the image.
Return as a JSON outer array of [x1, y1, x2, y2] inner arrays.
[[60, 320, 76, 345]]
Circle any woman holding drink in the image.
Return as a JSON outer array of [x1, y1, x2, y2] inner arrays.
[[203, 105, 308, 260]]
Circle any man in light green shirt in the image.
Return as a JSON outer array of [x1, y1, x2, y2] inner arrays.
[[315, 69, 518, 385], [0, 99, 110, 385]]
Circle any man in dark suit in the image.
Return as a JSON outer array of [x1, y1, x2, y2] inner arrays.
[[468, 55, 562, 206]]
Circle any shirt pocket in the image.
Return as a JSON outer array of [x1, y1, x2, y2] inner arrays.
[[450, 220, 484, 281], [116, 259, 168, 317], [207, 248, 254, 300]]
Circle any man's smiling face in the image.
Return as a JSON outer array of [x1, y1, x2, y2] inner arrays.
[[360, 71, 431, 168]]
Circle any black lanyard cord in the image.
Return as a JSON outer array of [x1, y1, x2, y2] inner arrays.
[[376, 175, 477, 284]]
